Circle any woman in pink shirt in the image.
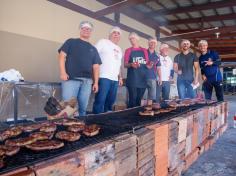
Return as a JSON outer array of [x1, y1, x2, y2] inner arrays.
[[124, 32, 150, 108]]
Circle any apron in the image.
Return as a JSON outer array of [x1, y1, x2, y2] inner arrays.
[[126, 49, 148, 88]]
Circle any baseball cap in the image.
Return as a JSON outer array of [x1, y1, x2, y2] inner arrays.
[[148, 37, 158, 44], [79, 21, 93, 30], [129, 32, 140, 40], [160, 43, 169, 50], [110, 26, 122, 35]]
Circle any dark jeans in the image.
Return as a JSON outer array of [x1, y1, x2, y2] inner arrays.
[[127, 86, 146, 108], [93, 78, 118, 114], [156, 81, 170, 102], [177, 79, 196, 99], [203, 80, 224, 101]]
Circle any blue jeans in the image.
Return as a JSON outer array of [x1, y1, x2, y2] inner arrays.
[[156, 81, 171, 102], [93, 78, 118, 114], [177, 79, 196, 99], [147, 79, 156, 101], [62, 78, 92, 116]]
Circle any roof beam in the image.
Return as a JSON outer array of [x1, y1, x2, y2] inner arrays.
[[209, 48, 236, 53], [208, 43, 236, 47], [192, 39, 236, 46], [221, 54, 236, 59], [97, 0, 172, 35], [147, 0, 236, 16], [165, 13, 236, 26], [202, 39, 236, 43], [95, 0, 149, 17], [193, 39, 236, 44], [160, 26, 236, 41], [221, 57, 236, 62]]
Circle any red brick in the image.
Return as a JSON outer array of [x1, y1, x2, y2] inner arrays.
[[204, 139, 210, 152], [147, 123, 168, 157], [0, 168, 34, 176], [184, 148, 199, 171], [191, 117, 198, 149], [85, 161, 115, 176], [31, 151, 84, 176]]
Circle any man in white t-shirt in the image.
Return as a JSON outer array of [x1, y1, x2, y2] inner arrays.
[[93, 26, 123, 114], [156, 43, 174, 102]]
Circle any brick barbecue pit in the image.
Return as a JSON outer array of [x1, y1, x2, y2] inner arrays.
[[0, 101, 228, 176]]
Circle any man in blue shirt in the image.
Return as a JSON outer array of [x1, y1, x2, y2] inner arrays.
[[198, 40, 224, 101], [146, 37, 161, 102]]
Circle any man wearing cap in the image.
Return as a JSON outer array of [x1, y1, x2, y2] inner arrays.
[[92, 26, 123, 114], [174, 39, 199, 99], [124, 32, 151, 108], [198, 40, 223, 101], [146, 37, 161, 102], [58, 21, 102, 116], [156, 43, 174, 102]]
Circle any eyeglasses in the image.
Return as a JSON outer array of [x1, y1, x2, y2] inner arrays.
[[81, 27, 92, 32]]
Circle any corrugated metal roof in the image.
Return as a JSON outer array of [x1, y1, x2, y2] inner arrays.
[[92, 0, 236, 57], [165, 14, 178, 20], [135, 4, 152, 13], [233, 6, 236, 13], [153, 16, 167, 23], [210, 21, 224, 27], [216, 7, 232, 15], [188, 23, 200, 29], [201, 9, 216, 16], [176, 24, 189, 30], [192, 0, 208, 5], [203, 22, 211, 28], [146, 1, 163, 10], [167, 25, 178, 31], [223, 20, 236, 26], [176, 0, 192, 7], [159, 0, 178, 9], [188, 11, 202, 18], [176, 13, 189, 19], [210, 0, 224, 2]]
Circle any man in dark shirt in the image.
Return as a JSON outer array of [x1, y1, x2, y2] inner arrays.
[[198, 40, 223, 101], [58, 21, 102, 116], [174, 40, 199, 99]]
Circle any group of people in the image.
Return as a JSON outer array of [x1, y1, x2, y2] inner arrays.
[[58, 21, 224, 116]]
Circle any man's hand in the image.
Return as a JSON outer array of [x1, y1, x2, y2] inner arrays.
[[204, 58, 213, 66], [131, 62, 140, 69], [60, 72, 69, 81], [193, 78, 198, 85], [169, 76, 173, 81], [119, 78, 123, 86], [202, 75, 207, 81], [92, 83, 99, 93], [177, 70, 182, 75], [146, 61, 154, 69], [157, 79, 162, 85]]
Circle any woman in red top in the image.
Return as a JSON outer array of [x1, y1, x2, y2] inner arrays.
[[124, 32, 150, 108]]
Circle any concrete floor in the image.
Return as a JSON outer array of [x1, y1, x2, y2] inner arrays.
[[183, 95, 236, 176]]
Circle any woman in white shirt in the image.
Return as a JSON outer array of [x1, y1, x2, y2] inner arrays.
[[156, 43, 174, 102]]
